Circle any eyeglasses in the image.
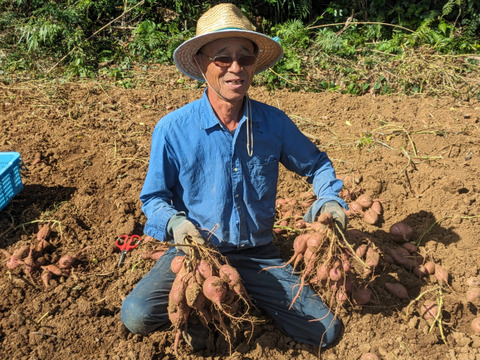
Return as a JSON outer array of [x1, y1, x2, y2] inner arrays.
[[200, 53, 257, 67]]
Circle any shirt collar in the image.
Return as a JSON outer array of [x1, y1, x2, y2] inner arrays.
[[199, 89, 259, 130]]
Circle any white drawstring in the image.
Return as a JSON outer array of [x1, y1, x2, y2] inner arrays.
[[245, 95, 253, 156]]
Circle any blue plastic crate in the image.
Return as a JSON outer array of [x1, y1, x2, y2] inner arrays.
[[0, 152, 24, 212]]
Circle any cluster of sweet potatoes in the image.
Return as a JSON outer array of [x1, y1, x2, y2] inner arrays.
[[0, 222, 80, 288], [167, 237, 256, 355]]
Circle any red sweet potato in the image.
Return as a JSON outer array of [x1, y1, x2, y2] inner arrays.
[[196, 259, 214, 279], [58, 254, 77, 269], [356, 194, 373, 209], [385, 282, 409, 299], [170, 255, 185, 274], [420, 299, 439, 320], [352, 287, 372, 305], [434, 264, 449, 284], [202, 276, 227, 308], [37, 223, 52, 241]]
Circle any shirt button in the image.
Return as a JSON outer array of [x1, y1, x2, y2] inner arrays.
[[233, 167, 238, 172], [235, 194, 239, 198]]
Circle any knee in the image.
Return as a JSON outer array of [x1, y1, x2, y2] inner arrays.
[[120, 295, 166, 335], [120, 296, 149, 335]]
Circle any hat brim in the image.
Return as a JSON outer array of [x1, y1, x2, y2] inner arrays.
[[173, 29, 284, 81]]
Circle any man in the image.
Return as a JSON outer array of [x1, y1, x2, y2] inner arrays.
[[121, 3, 347, 351]]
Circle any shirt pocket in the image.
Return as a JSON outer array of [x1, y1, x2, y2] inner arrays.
[[246, 155, 278, 201]]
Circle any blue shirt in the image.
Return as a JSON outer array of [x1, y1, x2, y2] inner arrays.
[[140, 90, 346, 252]]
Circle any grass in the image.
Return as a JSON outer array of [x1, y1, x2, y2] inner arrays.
[[2, 44, 478, 100], [254, 46, 480, 99]]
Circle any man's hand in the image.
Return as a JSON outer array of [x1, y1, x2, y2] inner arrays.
[[172, 219, 205, 255], [319, 201, 347, 233]]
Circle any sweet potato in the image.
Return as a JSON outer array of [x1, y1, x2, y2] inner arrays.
[[58, 254, 77, 269], [275, 233, 308, 271], [336, 288, 348, 305], [466, 277, 480, 288], [141, 251, 165, 261], [37, 223, 52, 241], [352, 287, 371, 305], [329, 266, 342, 282], [217, 264, 237, 283], [420, 299, 438, 320], [306, 232, 323, 252], [349, 201, 364, 215], [36, 239, 51, 253], [363, 208, 379, 225], [365, 246, 380, 268], [218, 264, 250, 302], [423, 261, 436, 275], [316, 263, 330, 282], [202, 276, 227, 308], [402, 242, 418, 254], [12, 245, 30, 259], [341, 252, 351, 272], [41, 264, 64, 276], [385, 282, 409, 299], [386, 247, 417, 271], [356, 194, 373, 209], [466, 287, 480, 303], [168, 300, 190, 355], [434, 264, 449, 284], [1, 249, 23, 270], [185, 281, 203, 308], [196, 259, 214, 279], [355, 243, 368, 258], [41, 269, 53, 289], [413, 264, 428, 277], [23, 247, 36, 276], [289, 250, 317, 309], [370, 200, 383, 215], [360, 353, 380, 360], [169, 277, 188, 306], [472, 317, 480, 334], [170, 255, 185, 274], [389, 222, 413, 243]]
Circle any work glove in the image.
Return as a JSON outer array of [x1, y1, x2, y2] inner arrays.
[[167, 213, 205, 255], [319, 201, 347, 234]]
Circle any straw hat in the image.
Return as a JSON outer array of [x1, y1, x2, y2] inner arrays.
[[174, 3, 284, 81]]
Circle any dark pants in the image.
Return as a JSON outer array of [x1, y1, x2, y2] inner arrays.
[[120, 243, 342, 347]]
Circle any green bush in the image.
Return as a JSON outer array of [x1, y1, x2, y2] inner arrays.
[[0, 0, 478, 97]]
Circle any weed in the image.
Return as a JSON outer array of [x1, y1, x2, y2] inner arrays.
[[355, 133, 373, 149]]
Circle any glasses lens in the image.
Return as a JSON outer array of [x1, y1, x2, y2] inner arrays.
[[238, 55, 257, 66], [212, 55, 257, 67], [213, 56, 234, 67]]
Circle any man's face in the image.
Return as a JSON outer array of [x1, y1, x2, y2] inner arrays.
[[195, 37, 257, 103]]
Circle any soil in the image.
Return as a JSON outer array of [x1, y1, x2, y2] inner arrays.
[[1, 65, 480, 360]]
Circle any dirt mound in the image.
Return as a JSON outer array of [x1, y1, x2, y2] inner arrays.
[[1, 65, 479, 359]]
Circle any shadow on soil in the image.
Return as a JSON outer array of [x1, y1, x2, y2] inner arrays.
[[0, 184, 76, 247]]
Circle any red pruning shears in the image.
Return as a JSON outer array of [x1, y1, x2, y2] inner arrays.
[[116, 234, 141, 268]]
